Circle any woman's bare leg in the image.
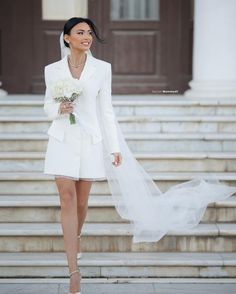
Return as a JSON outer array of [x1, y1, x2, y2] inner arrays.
[[75, 180, 93, 253], [55, 177, 80, 293]]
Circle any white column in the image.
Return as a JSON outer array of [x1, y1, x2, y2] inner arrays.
[[184, 0, 236, 99]]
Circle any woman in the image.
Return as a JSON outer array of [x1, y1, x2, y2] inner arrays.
[[44, 17, 122, 294], [44, 17, 236, 294]]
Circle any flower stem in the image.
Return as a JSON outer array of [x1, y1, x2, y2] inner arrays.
[[69, 113, 76, 124]]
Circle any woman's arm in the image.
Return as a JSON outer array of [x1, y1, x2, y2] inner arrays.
[[98, 63, 121, 154]]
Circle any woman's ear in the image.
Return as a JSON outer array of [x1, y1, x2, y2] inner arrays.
[[64, 34, 70, 44]]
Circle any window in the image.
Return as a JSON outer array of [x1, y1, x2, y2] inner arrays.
[[111, 0, 160, 21], [42, 0, 88, 20]]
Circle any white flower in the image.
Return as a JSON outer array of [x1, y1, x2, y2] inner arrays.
[[51, 78, 82, 99], [51, 78, 83, 124]]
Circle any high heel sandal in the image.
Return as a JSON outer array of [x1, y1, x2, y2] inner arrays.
[[77, 234, 82, 259], [69, 268, 81, 294]]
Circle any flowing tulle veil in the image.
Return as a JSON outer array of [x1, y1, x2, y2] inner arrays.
[[59, 33, 236, 243]]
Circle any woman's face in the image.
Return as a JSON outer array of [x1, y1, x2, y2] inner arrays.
[[64, 22, 93, 51]]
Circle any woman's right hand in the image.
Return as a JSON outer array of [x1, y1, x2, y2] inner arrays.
[[59, 102, 74, 114]]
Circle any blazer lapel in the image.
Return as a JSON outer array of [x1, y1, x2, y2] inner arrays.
[[80, 54, 96, 83], [55, 53, 96, 83]]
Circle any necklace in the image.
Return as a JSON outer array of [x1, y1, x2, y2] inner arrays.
[[68, 56, 86, 68]]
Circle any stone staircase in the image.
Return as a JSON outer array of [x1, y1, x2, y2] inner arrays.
[[0, 95, 236, 278]]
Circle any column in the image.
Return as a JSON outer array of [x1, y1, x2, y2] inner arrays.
[[184, 0, 236, 99], [0, 82, 7, 96]]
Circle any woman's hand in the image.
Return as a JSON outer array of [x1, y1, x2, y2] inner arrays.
[[112, 152, 122, 167], [59, 102, 74, 114]]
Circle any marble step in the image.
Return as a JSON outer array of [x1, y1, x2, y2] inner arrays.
[[1, 95, 236, 116], [1, 151, 236, 172], [0, 195, 235, 223], [1, 116, 236, 133], [0, 222, 235, 253], [0, 252, 235, 278], [1, 132, 236, 152], [0, 171, 236, 195]]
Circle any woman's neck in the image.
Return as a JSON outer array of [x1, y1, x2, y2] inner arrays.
[[69, 49, 86, 65]]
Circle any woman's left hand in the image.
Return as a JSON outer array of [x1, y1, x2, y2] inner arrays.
[[112, 152, 122, 167]]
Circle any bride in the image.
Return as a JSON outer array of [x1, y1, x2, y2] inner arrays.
[[43, 17, 236, 294]]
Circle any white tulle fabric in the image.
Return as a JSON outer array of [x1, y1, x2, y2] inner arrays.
[[59, 33, 236, 243], [101, 120, 236, 242]]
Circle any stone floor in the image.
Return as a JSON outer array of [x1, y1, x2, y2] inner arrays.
[[0, 279, 236, 294]]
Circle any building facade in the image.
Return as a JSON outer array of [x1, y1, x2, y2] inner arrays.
[[1, 0, 235, 98], [0, 0, 193, 94]]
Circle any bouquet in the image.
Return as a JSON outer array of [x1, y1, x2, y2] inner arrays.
[[52, 78, 83, 124]]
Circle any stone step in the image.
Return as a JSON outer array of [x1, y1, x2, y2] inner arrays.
[[1, 132, 236, 152], [0, 222, 235, 253], [0, 97, 44, 116], [1, 116, 236, 133], [0, 171, 236, 195], [0, 195, 235, 223], [0, 252, 235, 278], [1, 151, 236, 172], [1, 95, 236, 116]]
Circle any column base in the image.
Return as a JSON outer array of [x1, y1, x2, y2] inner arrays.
[[184, 80, 236, 99], [0, 81, 7, 96], [0, 89, 8, 96]]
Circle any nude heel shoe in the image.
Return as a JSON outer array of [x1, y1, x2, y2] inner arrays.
[[69, 268, 81, 294], [77, 234, 82, 259]]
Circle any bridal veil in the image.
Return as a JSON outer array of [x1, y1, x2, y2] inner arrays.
[[59, 33, 236, 243]]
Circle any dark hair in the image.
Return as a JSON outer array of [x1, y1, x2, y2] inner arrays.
[[63, 17, 104, 47]]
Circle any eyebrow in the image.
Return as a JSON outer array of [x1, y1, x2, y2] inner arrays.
[[76, 29, 92, 32]]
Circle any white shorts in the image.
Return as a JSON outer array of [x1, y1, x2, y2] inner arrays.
[[44, 124, 106, 181]]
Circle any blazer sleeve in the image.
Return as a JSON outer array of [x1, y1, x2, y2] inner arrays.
[[98, 64, 121, 154], [43, 66, 64, 120]]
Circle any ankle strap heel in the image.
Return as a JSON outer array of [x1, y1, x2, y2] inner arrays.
[[69, 269, 79, 277], [69, 268, 81, 294]]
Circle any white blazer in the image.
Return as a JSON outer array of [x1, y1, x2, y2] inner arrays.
[[44, 53, 120, 154]]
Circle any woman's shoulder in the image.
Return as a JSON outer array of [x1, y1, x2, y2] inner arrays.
[[44, 59, 62, 72], [90, 55, 111, 70]]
